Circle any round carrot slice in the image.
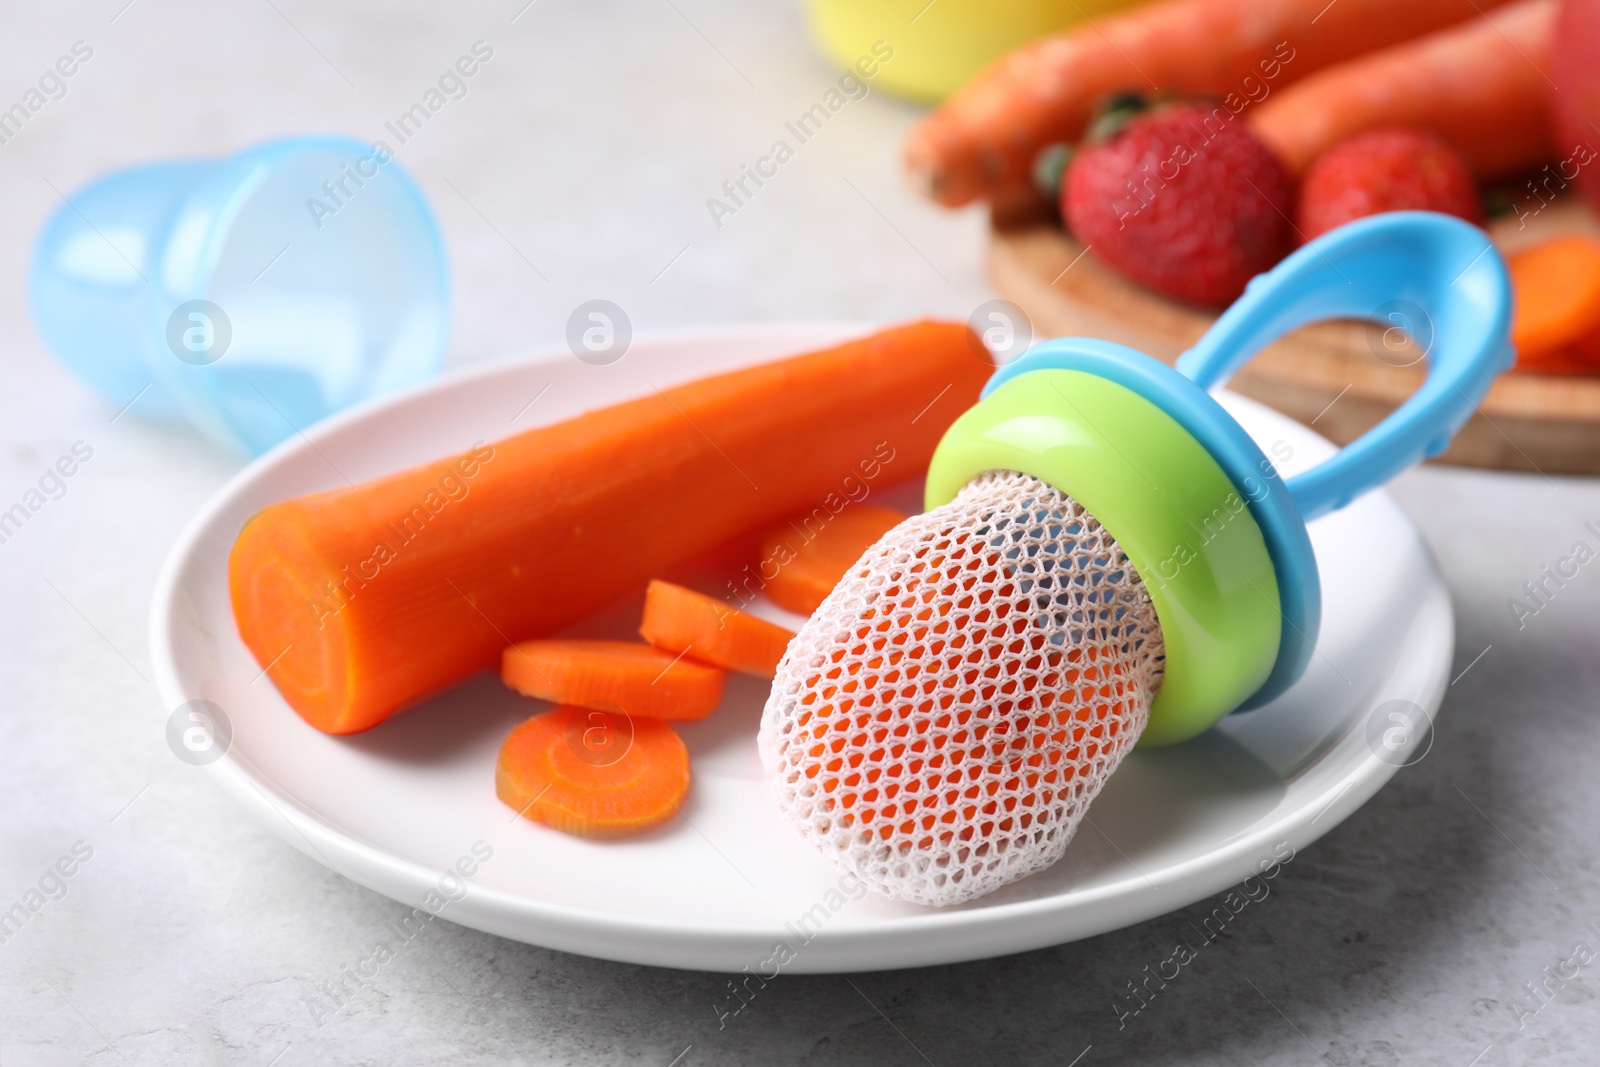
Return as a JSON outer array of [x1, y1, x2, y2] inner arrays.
[[496, 705, 689, 838], [501, 639, 725, 720], [1510, 235, 1600, 371], [759, 504, 908, 615], [639, 580, 795, 679]]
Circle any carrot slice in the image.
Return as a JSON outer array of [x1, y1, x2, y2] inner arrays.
[[502, 639, 725, 720], [496, 705, 689, 838], [759, 505, 908, 615], [229, 320, 987, 735], [1249, 0, 1555, 179], [1512, 347, 1599, 376], [904, 0, 1509, 207], [639, 580, 795, 679], [1509, 235, 1600, 372]]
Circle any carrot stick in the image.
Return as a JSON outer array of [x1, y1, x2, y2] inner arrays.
[[229, 321, 988, 734], [1509, 234, 1600, 373], [759, 504, 907, 615], [502, 639, 725, 721], [639, 580, 794, 679], [496, 705, 689, 838], [903, 0, 1507, 207], [1250, 0, 1556, 177]]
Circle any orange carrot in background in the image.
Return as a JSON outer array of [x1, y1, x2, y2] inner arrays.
[[496, 706, 689, 838], [1509, 234, 1600, 373], [1513, 347, 1599, 376], [1250, 0, 1556, 178], [759, 504, 907, 615], [502, 640, 725, 721], [639, 580, 794, 679], [229, 321, 988, 735], [903, 0, 1508, 208]]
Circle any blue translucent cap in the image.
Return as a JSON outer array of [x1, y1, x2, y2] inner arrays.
[[30, 134, 449, 454]]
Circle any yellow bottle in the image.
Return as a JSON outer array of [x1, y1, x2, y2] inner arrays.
[[806, 0, 1148, 103]]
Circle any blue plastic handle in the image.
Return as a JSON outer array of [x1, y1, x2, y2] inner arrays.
[[1175, 211, 1514, 521], [978, 211, 1513, 712]]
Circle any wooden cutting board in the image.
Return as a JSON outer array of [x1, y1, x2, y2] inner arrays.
[[989, 196, 1600, 475]]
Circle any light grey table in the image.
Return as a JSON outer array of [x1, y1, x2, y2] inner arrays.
[[2, 1, 1597, 1063]]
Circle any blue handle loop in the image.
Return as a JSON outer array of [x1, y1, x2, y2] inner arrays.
[[1175, 211, 1514, 521]]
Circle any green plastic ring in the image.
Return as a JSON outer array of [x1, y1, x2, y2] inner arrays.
[[924, 369, 1282, 746]]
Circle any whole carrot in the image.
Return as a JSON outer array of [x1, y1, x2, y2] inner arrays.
[[903, 0, 1510, 208], [1250, 0, 1556, 178], [229, 321, 988, 735]]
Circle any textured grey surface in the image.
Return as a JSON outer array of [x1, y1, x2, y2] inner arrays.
[[2, 1, 1598, 1064]]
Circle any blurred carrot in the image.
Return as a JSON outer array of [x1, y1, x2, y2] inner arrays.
[[760, 505, 907, 615], [1513, 347, 1598, 375], [904, 0, 1507, 207], [1250, 0, 1555, 177], [502, 639, 725, 721], [639, 580, 794, 679], [496, 706, 689, 838], [1509, 234, 1600, 373]]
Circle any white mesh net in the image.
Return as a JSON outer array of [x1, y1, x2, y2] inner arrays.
[[759, 470, 1166, 907]]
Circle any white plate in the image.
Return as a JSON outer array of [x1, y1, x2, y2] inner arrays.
[[149, 324, 1451, 973]]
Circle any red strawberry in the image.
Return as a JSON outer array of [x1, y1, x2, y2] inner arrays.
[[1062, 99, 1293, 307], [1297, 128, 1484, 242]]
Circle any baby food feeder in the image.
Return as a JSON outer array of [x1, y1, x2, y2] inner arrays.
[[30, 134, 448, 455], [761, 211, 1512, 906]]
